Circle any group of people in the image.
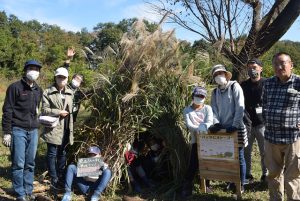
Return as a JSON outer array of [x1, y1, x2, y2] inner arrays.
[[1, 49, 111, 201], [1, 51, 300, 201], [182, 52, 300, 201], [124, 135, 170, 193]]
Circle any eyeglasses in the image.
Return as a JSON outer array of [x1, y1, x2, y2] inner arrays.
[[273, 60, 291, 69]]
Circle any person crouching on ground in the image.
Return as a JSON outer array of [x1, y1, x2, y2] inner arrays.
[[181, 86, 213, 198], [61, 146, 112, 201]]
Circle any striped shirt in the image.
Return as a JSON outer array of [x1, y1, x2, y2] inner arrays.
[[262, 74, 300, 144]]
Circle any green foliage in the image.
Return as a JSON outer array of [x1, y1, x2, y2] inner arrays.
[[91, 18, 159, 52], [0, 11, 97, 84], [261, 40, 300, 77], [95, 26, 123, 51], [186, 39, 300, 82]]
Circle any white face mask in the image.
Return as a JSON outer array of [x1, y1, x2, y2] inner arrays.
[[71, 79, 80, 88], [56, 78, 68, 88], [214, 75, 227, 86], [26, 70, 39, 81], [193, 97, 205, 105], [151, 144, 160, 151]]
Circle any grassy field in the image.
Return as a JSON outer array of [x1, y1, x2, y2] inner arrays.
[[0, 81, 271, 201], [0, 139, 270, 201]]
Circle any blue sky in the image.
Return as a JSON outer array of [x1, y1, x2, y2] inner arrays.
[[0, 0, 299, 42]]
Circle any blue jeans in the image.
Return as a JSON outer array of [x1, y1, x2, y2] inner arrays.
[[47, 142, 68, 182], [64, 164, 112, 196], [239, 147, 246, 185], [46, 129, 69, 182], [11, 127, 38, 198]]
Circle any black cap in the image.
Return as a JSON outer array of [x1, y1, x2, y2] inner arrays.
[[247, 58, 263, 67], [24, 60, 42, 69]]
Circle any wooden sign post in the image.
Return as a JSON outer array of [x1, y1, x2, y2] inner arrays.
[[197, 131, 242, 199]]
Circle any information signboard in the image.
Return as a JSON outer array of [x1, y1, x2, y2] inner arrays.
[[197, 131, 242, 199], [199, 135, 235, 160], [77, 157, 104, 177]]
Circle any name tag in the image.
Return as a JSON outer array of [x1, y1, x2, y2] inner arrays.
[[287, 88, 299, 94], [256, 107, 262, 114]]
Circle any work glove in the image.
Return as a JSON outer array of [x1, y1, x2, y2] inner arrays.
[[3, 134, 12, 147], [208, 123, 223, 133], [226, 126, 238, 133]]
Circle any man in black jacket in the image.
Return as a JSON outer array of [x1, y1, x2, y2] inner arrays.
[[2, 60, 43, 201], [241, 58, 267, 183]]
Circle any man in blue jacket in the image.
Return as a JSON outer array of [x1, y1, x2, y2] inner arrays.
[[2, 60, 43, 201]]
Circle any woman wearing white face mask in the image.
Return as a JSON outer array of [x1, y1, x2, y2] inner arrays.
[[209, 64, 248, 193], [181, 86, 213, 198], [41, 67, 74, 188]]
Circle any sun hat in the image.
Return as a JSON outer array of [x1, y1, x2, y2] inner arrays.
[[55, 67, 69, 77], [211, 64, 232, 81]]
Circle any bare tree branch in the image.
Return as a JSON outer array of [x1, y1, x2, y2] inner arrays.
[[151, 0, 300, 80]]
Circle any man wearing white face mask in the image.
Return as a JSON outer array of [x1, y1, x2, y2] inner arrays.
[[41, 67, 74, 190], [2, 60, 43, 201], [181, 86, 213, 198], [209, 64, 248, 193]]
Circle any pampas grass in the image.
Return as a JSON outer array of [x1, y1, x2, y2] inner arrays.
[[74, 19, 206, 197]]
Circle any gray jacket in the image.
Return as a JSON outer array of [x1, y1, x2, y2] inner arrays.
[[41, 84, 74, 145]]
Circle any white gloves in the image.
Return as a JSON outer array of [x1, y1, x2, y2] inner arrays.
[[3, 134, 11, 147]]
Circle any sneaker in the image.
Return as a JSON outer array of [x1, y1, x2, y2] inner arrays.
[[245, 174, 254, 184], [206, 186, 213, 193], [226, 182, 236, 192], [16, 197, 28, 201], [90, 194, 101, 201], [226, 183, 244, 194], [241, 185, 245, 194], [26, 194, 36, 201], [260, 174, 267, 182], [61, 192, 72, 201], [56, 179, 65, 190]]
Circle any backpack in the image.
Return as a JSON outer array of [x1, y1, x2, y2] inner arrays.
[[213, 82, 252, 129]]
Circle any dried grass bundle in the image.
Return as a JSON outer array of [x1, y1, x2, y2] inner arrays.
[[74, 19, 205, 197]]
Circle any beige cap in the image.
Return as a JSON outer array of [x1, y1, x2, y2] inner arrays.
[[55, 67, 69, 77]]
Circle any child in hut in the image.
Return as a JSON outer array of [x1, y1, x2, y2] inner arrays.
[[124, 138, 153, 193]]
